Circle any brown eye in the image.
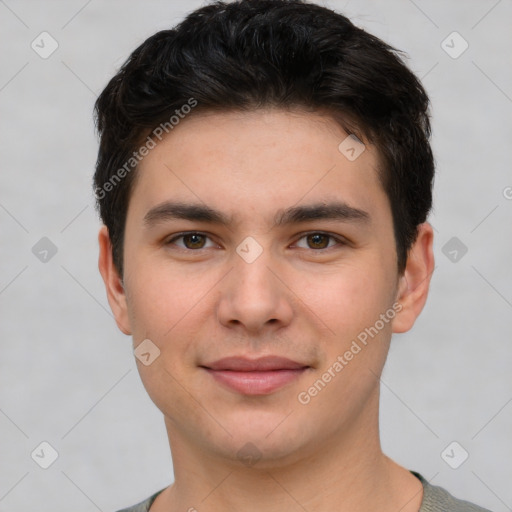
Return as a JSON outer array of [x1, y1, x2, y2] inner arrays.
[[182, 233, 207, 249], [294, 232, 345, 251], [306, 233, 330, 249], [166, 232, 214, 250]]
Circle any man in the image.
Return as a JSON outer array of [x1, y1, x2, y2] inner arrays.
[[94, 1, 492, 510]]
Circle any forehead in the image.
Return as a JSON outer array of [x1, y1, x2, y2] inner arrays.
[[128, 109, 389, 226]]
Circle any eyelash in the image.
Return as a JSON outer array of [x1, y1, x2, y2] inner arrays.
[[165, 231, 347, 252]]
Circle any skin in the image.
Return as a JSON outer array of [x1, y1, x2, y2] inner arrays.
[[99, 109, 434, 512]]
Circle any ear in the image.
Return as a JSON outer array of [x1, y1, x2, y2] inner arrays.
[[392, 222, 435, 333], [98, 225, 132, 335]]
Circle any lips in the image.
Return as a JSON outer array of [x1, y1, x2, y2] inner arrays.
[[201, 356, 310, 395], [204, 356, 308, 372]]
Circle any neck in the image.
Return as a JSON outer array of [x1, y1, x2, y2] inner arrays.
[[153, 387, 423, 512]]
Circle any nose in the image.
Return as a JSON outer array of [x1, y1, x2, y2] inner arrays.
[[216, 245, 294, 336]]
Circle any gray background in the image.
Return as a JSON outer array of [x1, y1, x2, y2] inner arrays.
[[1, 0, 511, 511]]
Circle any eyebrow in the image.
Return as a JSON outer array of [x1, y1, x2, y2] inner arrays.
[[143, 200, 370, 228]]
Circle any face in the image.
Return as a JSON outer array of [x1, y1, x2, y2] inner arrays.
[[99, 109, 433, 468]]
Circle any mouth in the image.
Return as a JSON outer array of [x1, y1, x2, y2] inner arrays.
[[200, 356, 310, 395]]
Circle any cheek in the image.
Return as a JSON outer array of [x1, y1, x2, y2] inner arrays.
[[135, 356, 210, 442], [299, 263, 394, 340], [124, 268, 208, 370], [124, 286, 168, 359], [124, 258, 185, 331]]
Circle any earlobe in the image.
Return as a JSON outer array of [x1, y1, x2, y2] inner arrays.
[[98, 226, 132, 335], [392, 222, 435, 334]]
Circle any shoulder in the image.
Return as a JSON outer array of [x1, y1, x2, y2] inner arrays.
[[115, 488, 165, 512], [114, 476, 494, 512], [412, 471, 494, 512]]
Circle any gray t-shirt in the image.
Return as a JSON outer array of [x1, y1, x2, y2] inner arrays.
[[115, 471, 493, 512]]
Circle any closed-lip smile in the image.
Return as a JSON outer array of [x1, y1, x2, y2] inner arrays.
[[200, 356, 310, 395]]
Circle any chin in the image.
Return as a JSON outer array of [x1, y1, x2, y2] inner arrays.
[[204, 412, 315, 468]]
